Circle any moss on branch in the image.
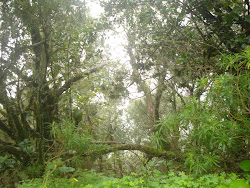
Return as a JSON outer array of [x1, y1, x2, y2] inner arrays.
[[83, 143, 174, 158]]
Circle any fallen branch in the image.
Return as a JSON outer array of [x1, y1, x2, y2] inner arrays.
[[83, 143, 174, 159], [91, 141, 126, 145]]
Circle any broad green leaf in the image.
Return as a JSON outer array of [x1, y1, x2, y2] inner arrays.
[[239, 160, 250, 172], [148, 161, 154, 167], [58, 166, 75, 173], [229, 180, 249, 188], [245, 15, 250, 23], [216, 185, 228, 188], [232, 6, 246, 14], [153, 169, 162, 175]]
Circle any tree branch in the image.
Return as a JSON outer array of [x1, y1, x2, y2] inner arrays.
[[56, 63, 107, 97], [92, 141, 126, 145], [83, 143, 174, 158], [0, 120, 15, 140], [0, 140, 22, 160]]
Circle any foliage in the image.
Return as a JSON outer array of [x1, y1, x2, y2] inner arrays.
[[51, 120, 94, 153], [18, 169, 249, 188], [1, 0, 250, 187], [153, 47, 250, 173], [18, 169, 114, 188], [0, 0, 106, 168], [0, 155, 16, 173], [240, 160, 250, 172]]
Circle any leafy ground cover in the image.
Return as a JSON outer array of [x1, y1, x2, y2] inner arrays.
[[18, 169, 249, 188]]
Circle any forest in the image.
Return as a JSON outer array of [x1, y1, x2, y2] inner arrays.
[[0, 0, 249, 187]]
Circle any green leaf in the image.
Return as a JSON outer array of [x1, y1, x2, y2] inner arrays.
[[58, 166, 75, 173], [229, 180, 249, 188], [239, 160, 250, 172], [0, 156, 8, 163], [153, 169, 162, 175], [232, 6, 246, 14], [245, 15, 250, 23], [148, 161, 154, 167]]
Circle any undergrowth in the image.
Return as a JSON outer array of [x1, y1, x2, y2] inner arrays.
[[17, 169, 249, 188]]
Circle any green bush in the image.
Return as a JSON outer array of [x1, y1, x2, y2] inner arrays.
[[153, 47, 250, 174]]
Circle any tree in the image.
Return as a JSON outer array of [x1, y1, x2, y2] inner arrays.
[[182, 0, 250, 54], [101, 0, 250, 172], [0, 0, 105, 166], [101, 0, 207, 151]]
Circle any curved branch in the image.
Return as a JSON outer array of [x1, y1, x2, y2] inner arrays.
[[0, 140, 22, 160], [84, 143, 174, 158], [56, 63, 107, 97], [0, 120, 15, 140]]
